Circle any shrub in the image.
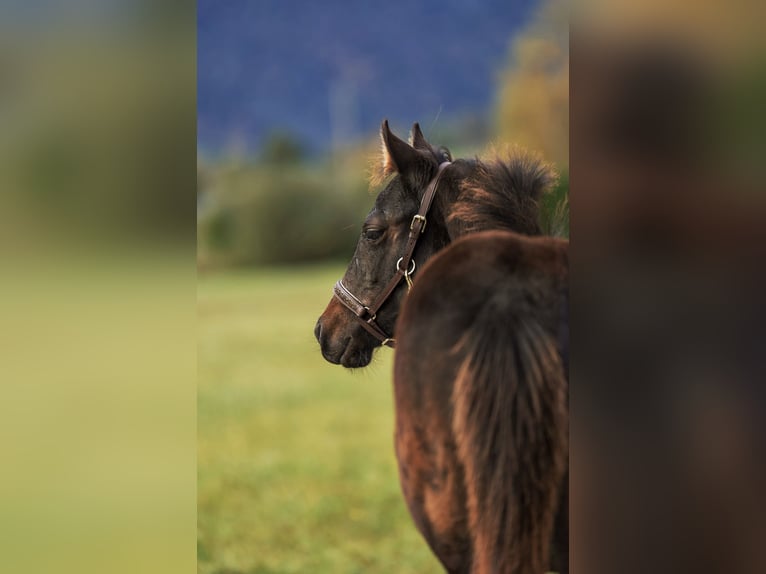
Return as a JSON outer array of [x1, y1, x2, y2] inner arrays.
[[198, 162, 372, 268]]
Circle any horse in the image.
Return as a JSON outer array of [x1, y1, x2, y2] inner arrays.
[[314, 120, 569, 573]]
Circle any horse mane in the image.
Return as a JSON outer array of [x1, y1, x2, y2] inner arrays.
[[449, 146, 556, 236]]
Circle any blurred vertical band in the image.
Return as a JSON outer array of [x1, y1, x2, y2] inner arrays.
[[0, 2, 196, 574], [571, 1, 766, 573]]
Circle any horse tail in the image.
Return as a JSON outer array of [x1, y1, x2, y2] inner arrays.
[[451, 294, 568, 574]]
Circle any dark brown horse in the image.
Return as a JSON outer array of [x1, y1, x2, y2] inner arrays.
[[393, 231, 568, 574], [315, 121, 568, 573]]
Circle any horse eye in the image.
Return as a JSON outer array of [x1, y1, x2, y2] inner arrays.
[[363, 228, 384, 241]]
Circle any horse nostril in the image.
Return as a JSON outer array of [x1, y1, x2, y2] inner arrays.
[[314, 320, 322, 343]]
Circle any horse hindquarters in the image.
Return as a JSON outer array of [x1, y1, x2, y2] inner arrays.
[[395, 232, 569, 574], [393, 339, 474, 573], [396, 298, 568, 574], [450, 295, 568, 574]]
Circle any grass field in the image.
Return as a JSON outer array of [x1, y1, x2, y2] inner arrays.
[[198, 264, 442, 574]]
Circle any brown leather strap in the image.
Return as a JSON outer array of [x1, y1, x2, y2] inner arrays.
[[333, 280, 395, 347], [367, 161, 451, 316], [332, 161, 451, 348]]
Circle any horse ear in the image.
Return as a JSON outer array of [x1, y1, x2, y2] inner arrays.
[[380, 119, 421, 177], [409, 122, 430, 151]]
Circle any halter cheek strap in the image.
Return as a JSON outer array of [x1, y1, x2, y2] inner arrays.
[[333, 279, 395, 347], [332, 161, 451, 348]]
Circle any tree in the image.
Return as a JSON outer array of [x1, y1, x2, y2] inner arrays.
[[496, 0, 568, 167], [260, 131, 306, 165]]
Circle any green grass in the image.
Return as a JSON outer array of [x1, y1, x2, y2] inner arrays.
[[198, 264, 442, 574]]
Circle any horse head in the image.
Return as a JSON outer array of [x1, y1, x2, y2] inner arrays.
[[314, 120, 453, 368]]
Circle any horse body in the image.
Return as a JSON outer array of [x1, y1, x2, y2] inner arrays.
[[315, 121, 568, 572], [394, 231, 568, 574]]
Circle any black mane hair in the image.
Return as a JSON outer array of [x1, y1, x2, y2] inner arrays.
[[449, 149, 556, 236]]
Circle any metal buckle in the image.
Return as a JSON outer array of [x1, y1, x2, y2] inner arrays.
[[396, 257, 417, 290], [396, 257, 416, 275], [410, 214, 427, 232]]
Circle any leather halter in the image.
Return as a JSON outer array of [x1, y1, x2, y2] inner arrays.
[[332, 161, 451, 348]]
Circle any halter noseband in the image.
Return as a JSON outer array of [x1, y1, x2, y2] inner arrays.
[[332, 161, 451, 348]]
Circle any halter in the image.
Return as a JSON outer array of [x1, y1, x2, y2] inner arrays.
[[332, 161, 451, 348]]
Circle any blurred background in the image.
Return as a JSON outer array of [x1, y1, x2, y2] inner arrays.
[[197, 1, 567, 573], [2, 0, 764, 572], [197, 0, 569, 270], [0, 2, 196, 574]]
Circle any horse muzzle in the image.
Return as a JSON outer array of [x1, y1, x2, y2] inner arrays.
[[315, 299, 375, 368]]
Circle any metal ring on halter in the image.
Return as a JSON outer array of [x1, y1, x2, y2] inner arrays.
[[396, 257, 416, 276]]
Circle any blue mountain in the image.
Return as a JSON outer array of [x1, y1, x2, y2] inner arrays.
[[198, 0, 537, 155]]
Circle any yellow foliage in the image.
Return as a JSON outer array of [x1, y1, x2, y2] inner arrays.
[[496, 0, 569, 166]]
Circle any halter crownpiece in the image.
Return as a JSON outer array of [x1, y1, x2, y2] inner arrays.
[[332, 161, 451, 348]]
